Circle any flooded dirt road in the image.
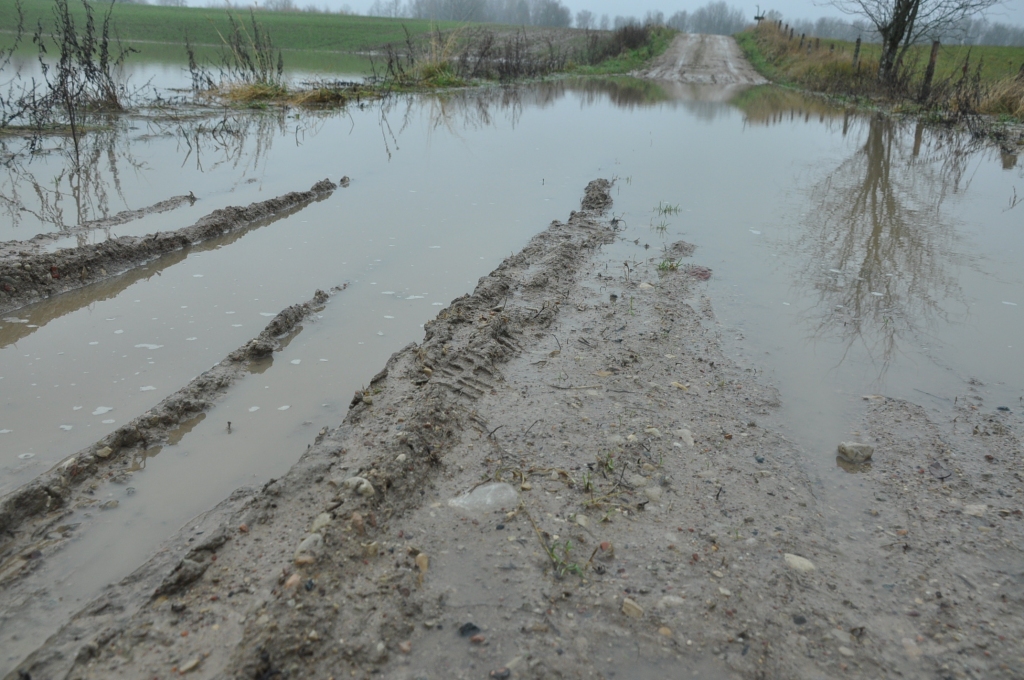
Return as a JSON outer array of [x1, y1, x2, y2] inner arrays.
[[12, 180, 1024, 680], [635, 33, 768, 85], [1, 77, 1023, 678]]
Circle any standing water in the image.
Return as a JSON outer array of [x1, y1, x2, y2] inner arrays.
[[0, 77, 1021, 673]]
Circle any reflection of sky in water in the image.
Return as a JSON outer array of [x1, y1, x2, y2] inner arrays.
[[0, 79, 1022, 675]]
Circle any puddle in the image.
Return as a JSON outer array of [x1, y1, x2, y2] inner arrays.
[[1, 78, 1023, 675]]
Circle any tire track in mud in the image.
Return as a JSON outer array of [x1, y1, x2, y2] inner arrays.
[[0, 178, 341, 316], [0, 287, 338, 598], [7, 180, 620, 679]]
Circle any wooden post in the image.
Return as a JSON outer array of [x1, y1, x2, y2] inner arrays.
[[919, 40, 940, 102], [852, 37, 861, 68], [1017, 61, 1024, 81], [912, 122, 924, 157], [814, 37, 820, 50], [799, 33, 805, 49], [789, 27, 794, 40], [830, 44, 835, 53]]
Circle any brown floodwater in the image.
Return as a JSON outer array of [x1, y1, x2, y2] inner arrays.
[[1, 78, 1022, 673]]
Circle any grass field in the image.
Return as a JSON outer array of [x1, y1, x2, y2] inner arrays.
[[0, 0, 465, 53], [736, 22, 1024, 118]]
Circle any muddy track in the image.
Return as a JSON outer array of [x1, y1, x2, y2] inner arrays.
[[0, 288, 337, 589], [0, 179, 341, 316], [636, 34, 768, 85], [7, 180, 1023, 680]]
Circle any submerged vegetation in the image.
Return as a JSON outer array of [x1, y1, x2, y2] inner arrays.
[[736, 20, 1024, 121]]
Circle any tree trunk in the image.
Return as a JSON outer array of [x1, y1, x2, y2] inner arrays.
[[877, 0, 921, 83]]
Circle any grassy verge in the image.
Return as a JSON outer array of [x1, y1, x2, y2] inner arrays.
[[570, 26, 676, 75], [737, 22, 1024, 120]]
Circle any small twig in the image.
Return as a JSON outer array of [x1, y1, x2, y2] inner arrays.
[[487, 424, 504, 439], [524, 419, 542, 435], [551, 333, 561, 351], [545, 384, 601, 390]]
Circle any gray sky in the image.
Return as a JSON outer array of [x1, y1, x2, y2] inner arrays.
[[195, 1, 1024, 27]]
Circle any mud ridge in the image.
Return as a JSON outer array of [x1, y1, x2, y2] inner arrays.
[[0, 287, 338, 589], [8, 179, 619, 679], [0, 179, 339, 315]]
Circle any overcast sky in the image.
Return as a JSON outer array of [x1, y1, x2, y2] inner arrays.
[[196, 1, 1024, 27]]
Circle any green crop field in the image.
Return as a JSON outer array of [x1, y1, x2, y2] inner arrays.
[[0, 0, 465, 53]]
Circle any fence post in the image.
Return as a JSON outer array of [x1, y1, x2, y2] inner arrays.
[[789, 27, 794, 40], [919, 40, 941, 102], [814, 37, 820, 50], [799, 33, 805, 49], [852, 37, 861, 69]]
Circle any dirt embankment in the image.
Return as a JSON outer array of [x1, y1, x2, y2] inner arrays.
[[7, 180, 1023, 680], [0, 288, 336, 591], [0, 179, 341, 316], [635, 33, 769, 85]]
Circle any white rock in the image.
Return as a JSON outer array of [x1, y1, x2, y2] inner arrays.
[[294, 533, 323, 560], [575, 514, 590, 528], [638, 282, 654, 289], [964, 504, 987, 517], [448, 483, 519, 513], [644, 486, 664, 502], [311, 513, 332, 533], [674, 429, 694, 448], [657, 595, 686, 609], [837, 441, 874, 464], [644, 427, 662, 437], [342, 476, 376, 496], [396, 453, 407, 463], [784, 553, 816, 573], [95, 446, 113, 459]]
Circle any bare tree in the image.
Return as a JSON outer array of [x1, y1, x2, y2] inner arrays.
[[829, 0, 1002, 82], [575, 9, 594, 29]]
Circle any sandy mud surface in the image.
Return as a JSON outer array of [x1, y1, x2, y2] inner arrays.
[[636, 34, 768, 86], [0, 179, 341, 316], [5, 181, 1023, 680]]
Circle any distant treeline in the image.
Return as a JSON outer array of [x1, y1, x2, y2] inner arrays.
[[111, 0, 1024, 45]]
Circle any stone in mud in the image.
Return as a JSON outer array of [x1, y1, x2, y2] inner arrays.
[[95, 446, 113, 459], [784, 553, 816, 573], [837, 442, 874, 464], [294, 533, 323, 563], [99, 500, 119, 510], [658, 595, 686, 609], [448, 483, 518, 513], [644, 486, 664, 502], [673, 429, 694, 448], [621, 597, 644, 619], [965, 504, 987, 517], [341, 476, 375, 497], [310, 513, 332, 533]]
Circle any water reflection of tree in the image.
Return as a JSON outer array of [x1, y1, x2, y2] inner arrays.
[[0, 107, 328, 238], [0, 118, 141, 234], [796, 113, 988, 376]]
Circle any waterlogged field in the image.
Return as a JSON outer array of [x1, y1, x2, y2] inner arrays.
[[0, 66, 1022, 674]]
